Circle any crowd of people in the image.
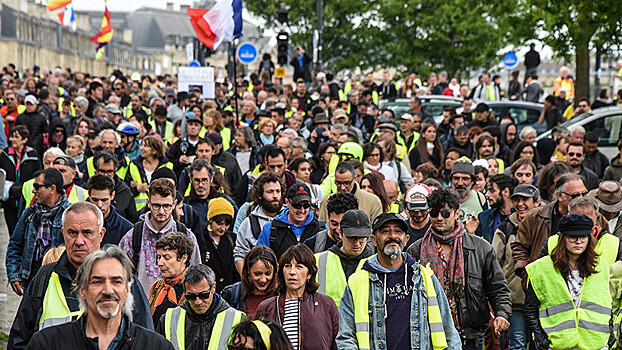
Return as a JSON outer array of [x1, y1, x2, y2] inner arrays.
[[1, 61, 622, 350]]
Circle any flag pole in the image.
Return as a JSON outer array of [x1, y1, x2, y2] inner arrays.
[[233, 39, 239, 129]]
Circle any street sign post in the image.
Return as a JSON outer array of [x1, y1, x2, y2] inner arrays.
[[236, 43, 258, 65]]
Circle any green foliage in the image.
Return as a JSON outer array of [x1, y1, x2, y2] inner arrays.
[[245, 0, 529, 76]]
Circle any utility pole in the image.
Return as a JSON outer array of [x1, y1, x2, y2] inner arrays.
[[315, 0, 323, 75]]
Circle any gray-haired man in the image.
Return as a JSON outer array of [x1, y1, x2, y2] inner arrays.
[[26, 246, 173, 350]]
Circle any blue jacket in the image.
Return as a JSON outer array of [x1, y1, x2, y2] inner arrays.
[[475, 208, 509, 244], [6, 199, 71, 283], [102, 205, 133, 246], [256, 207, 314, 247], [336, 253, 462, 349]]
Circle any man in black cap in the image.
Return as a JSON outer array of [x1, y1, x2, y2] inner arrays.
[[167, 91, 189, 123], [467, 102, 498, 129], [314, 209, 374, 307], [338, 211, 461, 349], [408, 188, 510, 349], [166, 111, 202, 176], [256, 181, 323, 259], [491, 184, 541, 350]]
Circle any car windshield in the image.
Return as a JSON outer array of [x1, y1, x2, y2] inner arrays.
[[559, 110, 594, 127]]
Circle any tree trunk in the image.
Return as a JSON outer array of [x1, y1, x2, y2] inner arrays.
[[575, 45, 590, 102]]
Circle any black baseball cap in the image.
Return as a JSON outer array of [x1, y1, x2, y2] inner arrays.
[[558, 214, 593, 237], [475, 103, 489, 112], [340, 209, 372, 238], [510, 184, 540, 200], [286, 181, 312, 204], [372, 213, 408, 234]]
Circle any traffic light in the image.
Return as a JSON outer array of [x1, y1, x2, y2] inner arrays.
[[277, 31, 289, 66]]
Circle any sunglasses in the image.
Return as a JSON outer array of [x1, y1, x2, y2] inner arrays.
[[429, 208, 452, 219], [185, 290, 211, 301], [33, 183, 51, 190], [291, 201, 311, 209], [568, 152, 583, 157], [562, 191, 588, 200]]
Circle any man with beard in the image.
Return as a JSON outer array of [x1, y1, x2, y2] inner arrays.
[[491, 184, 540, 350], [474, 175, 516, 244], [338, 212, 461, 349], [26, 246, 172, 350], [450, 157, 489, 223], [233, 172, 285, 275], [474, 134, 496, 159], [407, 188, 511, 350], [304, 192, 359, 253]]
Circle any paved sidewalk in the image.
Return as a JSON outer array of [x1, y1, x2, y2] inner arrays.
[[0, 209, 20, 335]]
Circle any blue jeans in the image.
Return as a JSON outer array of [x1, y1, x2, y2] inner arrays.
[[506, 310, 527, 350], [463, 337, 483, 350]]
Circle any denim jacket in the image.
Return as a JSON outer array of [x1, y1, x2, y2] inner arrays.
[[6, 199, 70, 283], [336, 254, 462, 350]]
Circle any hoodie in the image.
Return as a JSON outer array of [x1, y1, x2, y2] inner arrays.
[[364, 253, 417, 350], [328, 241, 374, 279], [102, 205, 133, 246], [256, 207, 314, 247], [234, 205, 276, 263], [48, 118, 67, 151]]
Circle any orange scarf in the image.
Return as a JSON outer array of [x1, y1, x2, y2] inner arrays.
[[152, 268, 187, 308]]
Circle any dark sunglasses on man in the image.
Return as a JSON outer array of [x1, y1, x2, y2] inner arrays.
[[291, 201, 311, 210], [430, 208, 452, 219]]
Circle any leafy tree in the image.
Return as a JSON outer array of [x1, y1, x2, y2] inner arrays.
[[520, 0, 622, 100]]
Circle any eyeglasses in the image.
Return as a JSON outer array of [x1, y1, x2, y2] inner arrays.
[[451, 176, 471, 183], [97, 169, 116, 176], [429, 208, 452, 219], [291, 201, 311, 209], [335, 179, 354, 187], [568, 152, 583, 157], [150, 203, 174, 211], [567, 235, 589, 243], [185, 290, 211, 301], [192, 178, 210, 184], [33, 183, 51, 190], [562, 191, 588, 199]]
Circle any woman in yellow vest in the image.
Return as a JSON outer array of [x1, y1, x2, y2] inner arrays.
[[125, 135, 173, 211], [524, 214, 612, 350], [203, 109, 232, 151]]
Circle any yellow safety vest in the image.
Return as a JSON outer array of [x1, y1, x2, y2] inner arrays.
[[547, 233, 619, 266], [164, 306, 243, 350], [526, 256, 611, 350], [338, 89, 347, 101], [389, 203, 400, 213], [39, 272, 83, 330], [124, 105, 150, 119], [347, 263, 447, 350], [67, 185, 88, 204], [149, 119, 175, 140], [86, 156, 130, 180], [372, 91, 379, 106], [57, 97, 75, 115], [128, 161, 173, 210], [220, 128, 232, 151], [315, 252, 367, 307], [22, 178, 35, 209]]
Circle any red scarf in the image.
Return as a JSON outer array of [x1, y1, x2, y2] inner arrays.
[[152, 268, 187, 308]]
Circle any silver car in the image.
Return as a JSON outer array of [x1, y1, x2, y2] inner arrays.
[[536, 106, 622, 159]]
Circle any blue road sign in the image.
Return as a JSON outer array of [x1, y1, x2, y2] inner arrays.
[[237, 43, 258, 65], [189, 60, 201, 67], [503, 52, 518, 69]]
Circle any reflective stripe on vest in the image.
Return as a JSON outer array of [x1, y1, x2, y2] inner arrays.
[[526, 256, 611, 349], [129, 161, 173, 210], [315, 252, 367, 307], [68, 185, 88, 204], [348, 264, 447, 350], [39, 272, 83, 330], [165, 307, 243, 350], [547, 233, 620, 266]]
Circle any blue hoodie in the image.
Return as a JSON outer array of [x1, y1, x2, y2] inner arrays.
[[256, 207, 315, 247]]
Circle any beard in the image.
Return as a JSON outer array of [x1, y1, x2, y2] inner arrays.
[[381, 238, 403, 259], [259, 196, 282, 214], [490, 197, 505, 210], [452, 184, 472, 199], [96, 294, 120, 319]]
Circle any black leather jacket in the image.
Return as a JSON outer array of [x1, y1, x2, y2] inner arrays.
[[407, 232, 512, 340]]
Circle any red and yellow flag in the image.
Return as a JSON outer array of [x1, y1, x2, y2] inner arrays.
[[89, 5, 113, 58], [46, 0, 71, 12]]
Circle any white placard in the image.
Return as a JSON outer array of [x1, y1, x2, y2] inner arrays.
[[177, 66, 215, 99]]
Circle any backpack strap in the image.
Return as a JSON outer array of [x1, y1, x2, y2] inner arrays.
[[249, 213, 262, 240], [175, 220, 188, 233], [231, 282, 241, 309], [476, 191, 489, 211], [132, 221, 144, 272], [314, 229, 328, 253], [31, 262, 57, 323]]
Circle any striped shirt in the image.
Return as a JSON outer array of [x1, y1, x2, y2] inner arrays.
[[283, 298, 300, 349]]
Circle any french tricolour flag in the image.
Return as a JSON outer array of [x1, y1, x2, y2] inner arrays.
[[58, 5, 75, 28], [187, 0, 243, 51]]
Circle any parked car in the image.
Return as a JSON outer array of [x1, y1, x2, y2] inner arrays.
[[458, 100, 544, 133], [536, 106, 622, 159]]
